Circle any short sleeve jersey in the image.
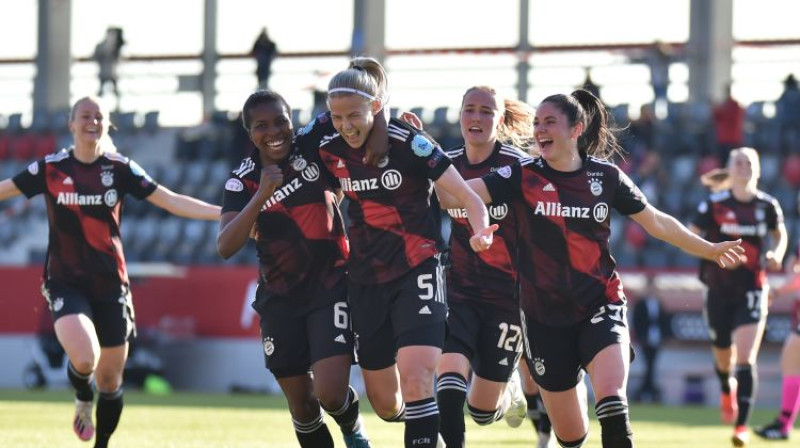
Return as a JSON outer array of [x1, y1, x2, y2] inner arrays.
[[483, 155, 648, 326], [318, 118, 452, 284], [445, 142, 528, 308], [12, 148, 158, 298], [221, 140, 348, 303], [691, 189, 783, 290]]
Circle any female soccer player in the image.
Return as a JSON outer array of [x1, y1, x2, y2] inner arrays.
[[755, 244, 800, 441], [217, 90, 371, 448], [444, 89, 744, 448], [319, 57, 494, 448], [0, 96, 221, 448], [435, 85, 534, 448], [689, 147, 787, 446]]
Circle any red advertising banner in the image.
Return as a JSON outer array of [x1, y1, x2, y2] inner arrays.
[[0, 266, 261, 338]]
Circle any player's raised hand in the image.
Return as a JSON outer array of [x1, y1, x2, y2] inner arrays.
[[258, 165, 284, 197], [469, 224, 499, 252], [711, 239, 745, 269]]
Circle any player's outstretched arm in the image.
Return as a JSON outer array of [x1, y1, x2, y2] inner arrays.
[[435, 166, 494, 252], [0, 179, 22, 202], [146, 185, 221, 220], [630, 203, 744, 269]]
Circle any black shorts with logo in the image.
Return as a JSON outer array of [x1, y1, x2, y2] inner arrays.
[[444, 300, 522, 382], [522, 302, 631, 392], [348, 256, 447, 371], [42, 279, 135, 347], [255, 277, 354, 379], [704, 283, 768, 348]]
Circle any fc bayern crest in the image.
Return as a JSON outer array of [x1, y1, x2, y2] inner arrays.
[[589, 178, 603, 196], [291, 157, 307, 171], [101, 171, 114, 187], [263, 337, 275, 356]]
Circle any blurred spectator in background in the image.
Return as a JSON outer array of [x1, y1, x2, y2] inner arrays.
[[93, 27, 125, 103], [581, 67, 601, 101], [712, 84, 745, 165], [776, 74, 800, 154], [632, 41, 676, 111], [631, 275, 668, 403], [251, 28, 277, 89]]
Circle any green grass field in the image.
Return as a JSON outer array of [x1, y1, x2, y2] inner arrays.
[[0, 389, 794, 447]]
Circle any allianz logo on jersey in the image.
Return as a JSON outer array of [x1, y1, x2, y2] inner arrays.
[[57, 190, 118, 207], [262, 178, 303, 210], [720, 222, 767, 237], [340, 169, 403, 192], [534, 201, 608, 223], [447, 203, 509, 220]]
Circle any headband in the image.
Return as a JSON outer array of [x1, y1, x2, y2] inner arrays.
[[328, 87, 378, 102]]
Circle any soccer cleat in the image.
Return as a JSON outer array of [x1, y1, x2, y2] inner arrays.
[[73, 399, 94, 441], [503, 370, 527, 428], [343, 430, 371, 448], [754, 419, 789, 440], [720, 378, 738, 425], [732, 425, 749, 447]]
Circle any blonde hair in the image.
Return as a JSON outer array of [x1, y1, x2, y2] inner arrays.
[[70, 96, 118, 154], [461, 86, 535, 152], [701, 147, 762, 191], [327, 57, 388, 107]]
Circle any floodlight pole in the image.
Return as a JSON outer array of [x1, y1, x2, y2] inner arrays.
[[517, 0, 531, 103]]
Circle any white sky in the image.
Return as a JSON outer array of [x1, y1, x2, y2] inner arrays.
[[1, 0, 799, 125]]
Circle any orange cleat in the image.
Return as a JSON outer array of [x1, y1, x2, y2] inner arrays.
[[732, 425, 749, 447], [720, 378, 738, 424]]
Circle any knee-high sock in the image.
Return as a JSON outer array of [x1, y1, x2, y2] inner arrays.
[[778, 375, 800, 431], [595, 396, 633, 448], [293, 413, 334, 448], [322, 385, 362, 436], [437, 373, 467, 448], [93, 388, 123, 448], [67, 363, 94, 402], [405, 397, 440, 448], [735, 364, 757, 427]]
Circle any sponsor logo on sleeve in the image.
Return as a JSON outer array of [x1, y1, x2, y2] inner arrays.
[[225, 178, 244, 192], [497, 166, 512, 179], [27, 162, 39, 175]]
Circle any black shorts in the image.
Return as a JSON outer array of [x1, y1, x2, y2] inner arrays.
[[522, 302, 631, 392], [444, 300, 522, 382], [703, 284, 768, 348], [256, 279, 354, 379], [42, 280, 135, 347], [348, 256, 447, 371]]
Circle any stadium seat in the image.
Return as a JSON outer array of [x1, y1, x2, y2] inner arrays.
[[782, 154, 800, 187]]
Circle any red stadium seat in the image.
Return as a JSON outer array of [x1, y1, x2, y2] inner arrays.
[[34, 134, 57, 158], [10, 134, 36, 161], [624, 220, 647, 250], [0, 134, 11, 159], [782, 154, 800, 187]]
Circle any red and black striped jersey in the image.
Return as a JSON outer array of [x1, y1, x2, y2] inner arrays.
[[483, 155, 648, 326], [222, 142, 348, 302], [445, 142, 528, 308], [318, 118, 452, 284], [12, 148, 158, 298], [691, 189, 783, 289]]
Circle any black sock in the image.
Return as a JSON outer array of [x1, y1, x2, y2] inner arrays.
[[93, 389, 123, 448], [380, 402, 406, 422], [525, 393, 541, 428], [293, 413, 334, 448], [322, 385, 361, 436], [467, 403, 501, 425], [715, 365, 731, 394], [537, 394, 552, 434], [437, 373, 467, 448], [595, 396, 633, 448], [405, 397, 440, 448], [67, 363, 94, 402], [735, 364, 757, 427]]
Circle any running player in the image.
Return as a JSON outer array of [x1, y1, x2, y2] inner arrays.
[[755, 242, 800, 441], [446, 89, 744, 448], [319, 57, 494, 448], [689, 147, 788, 446], [435, 85, 533, 448], [0, 96, 220, 448], [217, 90, 370, 448]]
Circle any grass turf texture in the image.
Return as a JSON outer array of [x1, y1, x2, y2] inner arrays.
[[0, 389, 794, 447]]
